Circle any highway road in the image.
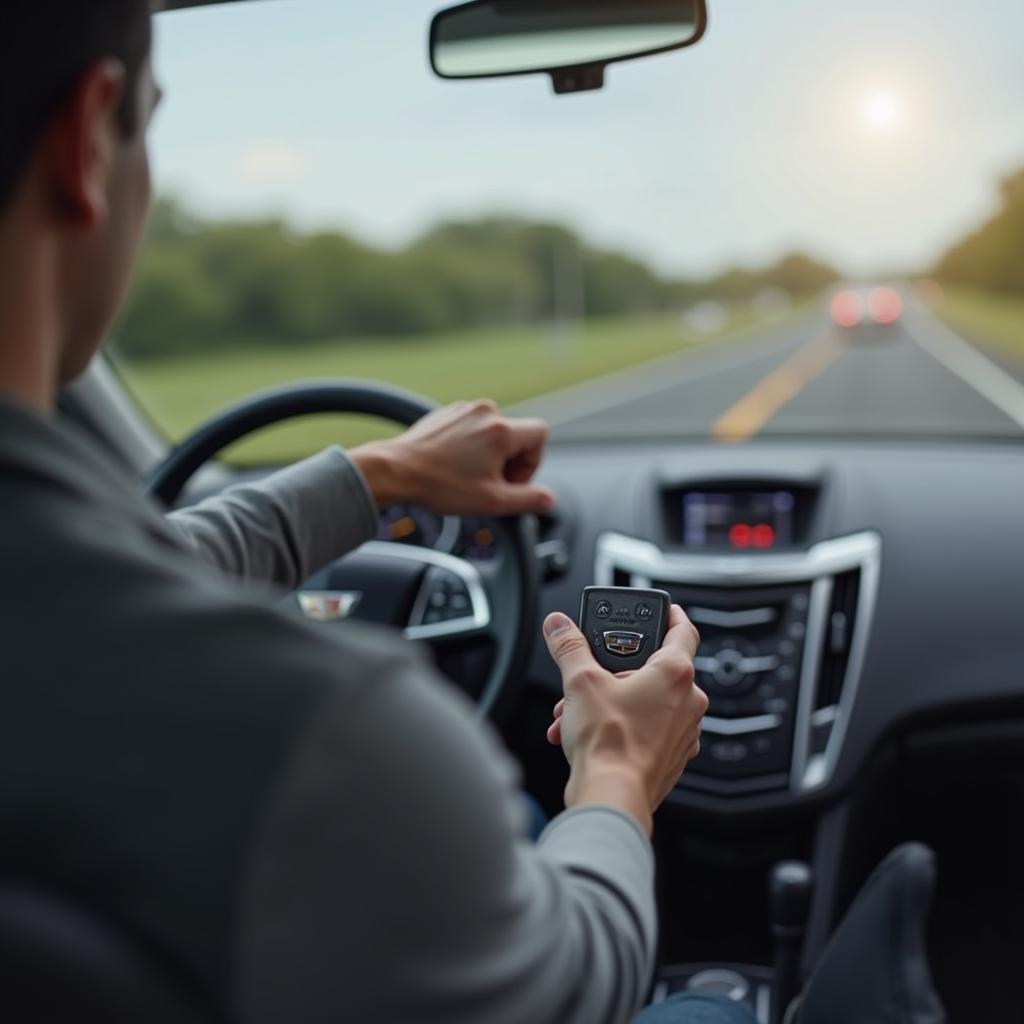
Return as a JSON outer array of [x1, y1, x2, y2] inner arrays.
[[517, 300, 1024, 444]]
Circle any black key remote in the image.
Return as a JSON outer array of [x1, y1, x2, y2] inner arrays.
[[579, 586, 672, 672]]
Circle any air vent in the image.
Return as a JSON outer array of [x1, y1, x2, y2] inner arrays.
[[815, 568, 861, 712]]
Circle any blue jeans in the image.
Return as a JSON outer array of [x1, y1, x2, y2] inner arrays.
[[634, 992, 759, 1023]]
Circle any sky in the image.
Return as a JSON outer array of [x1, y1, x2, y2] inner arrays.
[[149, 0, 1024, 279]]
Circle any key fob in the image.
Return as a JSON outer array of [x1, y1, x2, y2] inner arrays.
[[579, 586, 672, 672]]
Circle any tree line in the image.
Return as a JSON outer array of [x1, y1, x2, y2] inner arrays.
[[935, 168, 1024, 294], [114, 198, 839, 360]]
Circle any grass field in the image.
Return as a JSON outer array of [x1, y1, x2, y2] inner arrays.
[[937, 288, 1024, 362], [116, 308, 771, 463]]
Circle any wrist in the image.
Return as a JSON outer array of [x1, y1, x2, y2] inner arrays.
[[349, 441, 405, 508], [565, 760, 653, 837]]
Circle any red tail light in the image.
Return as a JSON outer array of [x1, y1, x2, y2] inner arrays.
[[868, 287, 902, 325], [830, 291, 864, 328]]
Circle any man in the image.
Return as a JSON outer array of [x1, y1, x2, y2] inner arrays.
[[0, 3, 751, 1022]]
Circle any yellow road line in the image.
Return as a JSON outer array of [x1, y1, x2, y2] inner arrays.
[[711, 332, 842, 443]]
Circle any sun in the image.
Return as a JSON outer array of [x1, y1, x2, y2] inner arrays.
[[860, 90, 903, 133]]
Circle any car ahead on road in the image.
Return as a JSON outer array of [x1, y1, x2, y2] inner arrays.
[[829, 285, 904, 337], [17, 0, 1024, 1021]]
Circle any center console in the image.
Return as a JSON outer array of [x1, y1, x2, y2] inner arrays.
[[595, 480, 880, 800]]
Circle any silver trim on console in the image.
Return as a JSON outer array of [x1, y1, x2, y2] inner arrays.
[[689, 606, 778, 628], [703, 714, 783, 736], [789, 576, 833, 791], [358, 541, 491, 642], [595, 530, 882, 794]]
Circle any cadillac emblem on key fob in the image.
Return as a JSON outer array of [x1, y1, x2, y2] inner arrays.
[[579, 586, 672, 672]]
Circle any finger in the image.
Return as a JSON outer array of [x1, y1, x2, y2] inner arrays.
[[653, 605, 701, 661], [488, 481, 556, 516], [543, 613, 598, 682], [547, 718, 563, 746], [502, 417, 549, 459], [687, 738, 701, 762], [504, 449, 544, 484], [552, 699, 565, 720]]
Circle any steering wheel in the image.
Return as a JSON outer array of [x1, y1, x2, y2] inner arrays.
[[144, 380, 539, 720]]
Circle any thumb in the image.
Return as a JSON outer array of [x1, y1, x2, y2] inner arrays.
[[489, 481, 556, 516], [543, 613, 597, 682]]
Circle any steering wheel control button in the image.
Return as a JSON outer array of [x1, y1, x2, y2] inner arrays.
[[415, 567, 476, 626], [579, 586, 670, 672]]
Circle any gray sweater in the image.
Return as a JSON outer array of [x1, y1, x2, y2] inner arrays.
[[0, 394, 657, 1023]]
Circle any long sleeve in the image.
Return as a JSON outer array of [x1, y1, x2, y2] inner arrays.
[[167, 447, 379, 589], [234, 648, 658, 1024], [4, 393, 659, 1023]]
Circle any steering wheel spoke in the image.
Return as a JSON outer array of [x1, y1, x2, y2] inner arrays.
[[356, 542, 494, 645]]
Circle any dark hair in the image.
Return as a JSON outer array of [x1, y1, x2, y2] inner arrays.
[[0, 0, 152, 210]]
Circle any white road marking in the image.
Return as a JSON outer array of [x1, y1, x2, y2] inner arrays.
[[903, 306, 1024, 431]]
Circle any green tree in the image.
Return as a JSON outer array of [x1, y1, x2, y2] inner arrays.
[[936, 169, 1024, 294]]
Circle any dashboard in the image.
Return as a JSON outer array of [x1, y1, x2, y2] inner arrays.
[[216, 435, 1024, 822], [527, 437, 1024, 816]]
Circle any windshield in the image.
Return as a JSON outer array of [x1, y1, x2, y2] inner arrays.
[[113, 0, 1024, 462]]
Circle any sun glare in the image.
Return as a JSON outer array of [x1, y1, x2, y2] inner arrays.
[[860, 90, 903, 134]]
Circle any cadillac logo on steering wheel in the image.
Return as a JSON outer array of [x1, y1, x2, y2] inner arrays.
[[297, 591, 363, 623]]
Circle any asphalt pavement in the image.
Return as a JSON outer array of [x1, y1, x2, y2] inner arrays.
[[517, 301, 1024, 443]]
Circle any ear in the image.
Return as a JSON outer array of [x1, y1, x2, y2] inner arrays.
[[46, 59, 127, 227]]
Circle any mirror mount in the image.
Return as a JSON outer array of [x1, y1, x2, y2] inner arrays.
[[551, 64, 606, 96]]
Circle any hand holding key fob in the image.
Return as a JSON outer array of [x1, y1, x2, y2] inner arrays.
[[580, 586, 672, 673]]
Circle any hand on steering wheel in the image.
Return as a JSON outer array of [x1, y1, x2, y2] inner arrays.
[[348, 399, 556, 517], [143, 380, 541, 721]]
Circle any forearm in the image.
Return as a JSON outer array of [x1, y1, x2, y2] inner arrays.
[[168, 447, 378, 588]]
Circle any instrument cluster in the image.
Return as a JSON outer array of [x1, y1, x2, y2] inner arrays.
[[376, 505, 498, 561]]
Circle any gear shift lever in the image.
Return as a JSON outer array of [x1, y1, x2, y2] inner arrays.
[[769, 861, 813, 1024]]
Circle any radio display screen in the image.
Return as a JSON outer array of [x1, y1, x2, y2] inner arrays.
[[682, 490, 796, 549]]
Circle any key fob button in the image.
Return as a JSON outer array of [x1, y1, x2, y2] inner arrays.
[[594, 600, 612, 619], [636, 602, 653, 621]]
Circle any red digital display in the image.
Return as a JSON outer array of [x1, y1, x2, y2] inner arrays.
[[728, 523, 752, 548], [727, 523, 777, 549], [683, 491, 795, 549]]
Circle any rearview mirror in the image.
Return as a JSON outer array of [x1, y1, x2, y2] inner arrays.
[[430, 0, 707, 94]]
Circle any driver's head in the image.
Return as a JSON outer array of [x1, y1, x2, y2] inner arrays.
[[0, 0, 158, 386]]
